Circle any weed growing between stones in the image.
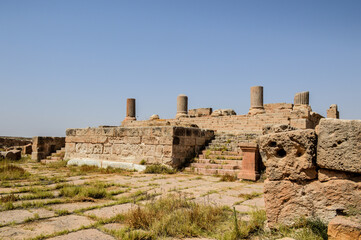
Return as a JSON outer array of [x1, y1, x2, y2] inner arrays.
[[68, 165, 134, 176], [0, 162, 30, 180], [220, 174, 238, 182], [143, 164, 176, 174], [59, 185, 107, 200], [238, 192, 263, 201]]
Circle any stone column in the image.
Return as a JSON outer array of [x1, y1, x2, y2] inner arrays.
[[124, 98, 136, 121], [249, 86, 265, 115], [294, 91, 309, 105], [176, 94, 188, 118], [327, 104, 339, 119]]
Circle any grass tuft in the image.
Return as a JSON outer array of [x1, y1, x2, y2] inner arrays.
[[143, 164, 176, 174], [220, 174, 238, 182], [0, 163, 30, 180]]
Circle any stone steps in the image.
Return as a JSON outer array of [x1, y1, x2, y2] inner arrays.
[[186, 167, 239, 176], [199, 154, 243, 160], [195, 159, 243, 166], [190, 162, 240, 170], [44, 147, 66, 163], [201, 150, 240, 156]]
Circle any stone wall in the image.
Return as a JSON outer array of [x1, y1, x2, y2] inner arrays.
[[259, 119, 361, 227], [122, 103, 322, 135], [31, 137, 65, 161], [0, 137, 32, 149], [65, 126, 214, 168]]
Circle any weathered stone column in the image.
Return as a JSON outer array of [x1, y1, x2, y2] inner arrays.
[[249, 86, 265, 115], [124, 98, 136, 121], [327, 104, 339, 119], [294, 91, 309, 105], [176, 94, 188, 118]]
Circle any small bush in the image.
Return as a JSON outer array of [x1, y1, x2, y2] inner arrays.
[[139, 159, 146, 165], [220, 174, 237, 182], [144, 164, 176, 174], [59, 185, 108, 199]]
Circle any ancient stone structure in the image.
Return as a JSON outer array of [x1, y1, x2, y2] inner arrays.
[[327, 104, 339, 119], [0, 136, 32, 149], [294, 91, 309, 105], [65, 126, 214, 168], [124, 98, 136, 121], [249, 86, 265, 115], [259, 119, 361, 227], [188, 108, 212, 117], [31, 137, 65, 161], [176, 94, 188, 118]]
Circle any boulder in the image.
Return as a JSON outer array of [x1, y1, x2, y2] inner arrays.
[[328, 216, 361, 240], [317, 118, 361, 173], [149, 114, 160, 120], [258, 129, 317, 181], [264, 179, 361, 227]]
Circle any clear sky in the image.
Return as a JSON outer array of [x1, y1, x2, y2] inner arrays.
[[1, 0, 360, 137]]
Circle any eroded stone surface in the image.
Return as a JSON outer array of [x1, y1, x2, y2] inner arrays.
[[317, 118, 361, 173], [264, 179, 361, 227], [328, 216, 361, 240], [258, 129, 317, 181]]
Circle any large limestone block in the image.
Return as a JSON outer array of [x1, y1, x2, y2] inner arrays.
[[264, 179, 361, 227], [258, 129, 317, 181], [317, 118, 361, 173]]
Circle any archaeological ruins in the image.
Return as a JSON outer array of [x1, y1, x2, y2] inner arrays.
[[1, 86, 360, 239]]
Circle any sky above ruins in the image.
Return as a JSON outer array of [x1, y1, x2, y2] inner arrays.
[[1, 0, 361, 137]]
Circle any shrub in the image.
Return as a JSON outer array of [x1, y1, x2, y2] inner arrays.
[[220, 174, 237, 182], [144, 164, 176, 174], [0, 164, 30, 180]]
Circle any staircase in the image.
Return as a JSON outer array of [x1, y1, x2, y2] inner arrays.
[[40, 147, 65, 164], [185, 133, 258, 177]]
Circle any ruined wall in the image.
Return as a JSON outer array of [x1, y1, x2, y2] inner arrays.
[[65, 126, 214, 168], [122, 103, 322, 134], [259, 119, 361, 227], [0, 137, 32, 149], [31, 137, 65, 161]]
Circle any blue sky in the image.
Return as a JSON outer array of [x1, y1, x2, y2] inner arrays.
[[1, 0, 360, 137]]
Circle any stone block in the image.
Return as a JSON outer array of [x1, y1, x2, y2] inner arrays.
[[262, 124, 297, 135], [264, 179, 361, 227], [259, 129, 317, 181], [317, 118, 361, 174], [318, 169, 361, 182], [328, 216, 361, 240]]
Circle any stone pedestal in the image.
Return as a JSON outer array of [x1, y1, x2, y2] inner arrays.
[[238, 144, 260, 181], [124, 98, 136, 121], [249, 86, 265, 115], [327, 104, 339, 119], [294, 91, 309, 105], [176, 94, 188, 118]]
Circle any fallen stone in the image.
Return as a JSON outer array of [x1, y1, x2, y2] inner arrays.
[[328, 216, 361, 240], [317, 118, 361, 173], [262, 124, 297, 135], [47, 229, 116, 240], [258, 129, 317, 181]]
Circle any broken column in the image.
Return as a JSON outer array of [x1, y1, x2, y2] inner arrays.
[[249, 86, 265, 115], [176, 94, 188, 118], [294, 91, 309, 105], [327, 104, 339, 119], [124, 98, 136, 121]]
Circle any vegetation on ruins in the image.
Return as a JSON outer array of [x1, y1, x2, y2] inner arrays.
[[143, 164, 176, 174]]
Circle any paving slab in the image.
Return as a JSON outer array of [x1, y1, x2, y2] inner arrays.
[[0, 208, 55, 225], [84, 203, 134, 219], [48, 200, 113, 212], [101, 223, 125, 231], [47, 229, 116, 240], [0, 215, 95, 240]]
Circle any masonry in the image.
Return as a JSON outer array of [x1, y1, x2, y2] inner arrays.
[[65, 126, 214, 168]]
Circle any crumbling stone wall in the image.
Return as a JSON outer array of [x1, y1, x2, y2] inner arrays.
[[65, 126, 214, 168], [31, 137, 65, 161], [259, 119, 361, 227], [0, 137, 32, 149], [122, 104, 322, 135]]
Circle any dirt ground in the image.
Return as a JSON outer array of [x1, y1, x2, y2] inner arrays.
[[0, 159, 264, 240]]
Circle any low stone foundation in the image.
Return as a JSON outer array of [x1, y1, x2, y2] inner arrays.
[[65, 126, 214, 168]]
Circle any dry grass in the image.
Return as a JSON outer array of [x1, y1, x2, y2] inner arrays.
[[143, 164, 176, 174], [0, 163, 30, 180], [220, 174, 238, 182]]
